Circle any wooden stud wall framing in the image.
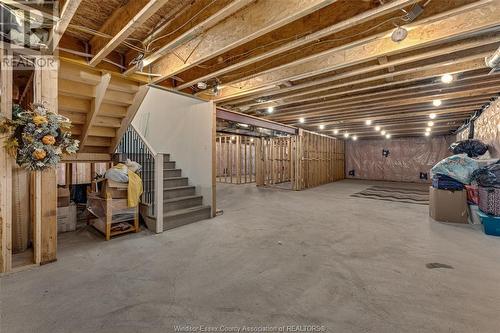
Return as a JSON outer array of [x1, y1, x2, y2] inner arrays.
[[255, 130, 345, 190], [292, 130, 345, 190], [256, 136, 293, 187], [216, 135, 256, 184]]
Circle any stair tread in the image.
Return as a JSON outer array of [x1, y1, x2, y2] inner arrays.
[[163, 195, 202, 203], [164, 205, 211, 217], [163, 168, 181, 171], [164, 185, 194, 191], [164, 176, 188, 180]]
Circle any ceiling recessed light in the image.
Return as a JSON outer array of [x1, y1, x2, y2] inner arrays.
[[385, 134, 391, 139], [441, 74, 453, 84], [381, 130, 386, 135], [427, 121, 434, 127], [299, 117, 305, 123], [429, 113, 437, 119], [375, 126, 381, 131], [344, 133, 349, 138], [352, 135, 358, 141], [365, 120, 372, 125], [267, 106, 274, 113], [432, 99, 442, 107], [333, 129, 339, 134], [238, 123, 249, 128], [425, 127, 431, 132], [425, 132, 431, 137], [319, 124, 325, 130], [231, 136, 236, 140], [250, 138, 254, 142]]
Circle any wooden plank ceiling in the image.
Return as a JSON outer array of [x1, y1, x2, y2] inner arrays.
[[38, 0, 500, 140]]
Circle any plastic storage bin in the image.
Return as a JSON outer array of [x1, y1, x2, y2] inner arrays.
[[478, 186, 500, 216], [478, 210, 500, 236]]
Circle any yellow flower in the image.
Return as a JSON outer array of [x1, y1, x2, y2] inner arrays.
[[42, 135, 56, 145], [33, 115, 48, 126], [32, 149, 46, 160]]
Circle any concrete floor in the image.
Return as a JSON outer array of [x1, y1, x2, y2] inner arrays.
[[2, 180, 500, 333]]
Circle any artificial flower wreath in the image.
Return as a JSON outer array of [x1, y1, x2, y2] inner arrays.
[[0, 103, 79, 171]]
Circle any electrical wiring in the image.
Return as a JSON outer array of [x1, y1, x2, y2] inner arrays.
[[190, 5, 418, 80], [215, 14, 408, 82], [194, 30, 315, 70], [67, 24, 145, 53], [144, 0, 218, 53]]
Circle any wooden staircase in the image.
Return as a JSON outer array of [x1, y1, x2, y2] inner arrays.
[[58, 59, 148, 159], [161, 154, 211, 231]]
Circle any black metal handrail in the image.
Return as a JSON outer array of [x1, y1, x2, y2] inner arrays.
[[115, 125, 156, 214]]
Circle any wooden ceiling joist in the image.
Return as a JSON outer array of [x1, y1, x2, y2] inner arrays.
[[149, 0, 338, 83], [262, 75, 500, 118], [124, 0, 254, 75], [292, 104, 484, 127], [89, 0, 169, 66], [50, 0, 82, 51], [232, 36, 499, 109], [315, 115, 473, 133], [266, 84, 500, 122], [53, 0, 499, 140], [174, 0, 419, 91], [214, 0, 500, 101]]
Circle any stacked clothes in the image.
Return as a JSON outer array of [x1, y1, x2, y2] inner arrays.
[[432, 174, 464, 190]]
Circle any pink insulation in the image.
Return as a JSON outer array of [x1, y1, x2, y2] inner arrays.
[[471, 99, 500, 158], [346, 136, 454, 183]]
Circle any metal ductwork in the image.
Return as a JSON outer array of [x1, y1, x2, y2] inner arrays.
[[486, 46, 500, 74]]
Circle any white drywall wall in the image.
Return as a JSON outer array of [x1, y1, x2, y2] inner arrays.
[[132, 87, 214, 211]]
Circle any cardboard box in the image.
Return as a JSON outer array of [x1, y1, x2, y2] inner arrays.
[[57, 187, 70, 207], [429, 187, 468, 223], [57, 203, 77, 233]]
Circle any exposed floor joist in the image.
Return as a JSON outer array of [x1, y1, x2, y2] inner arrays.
[[213, 1, 499, 101], [89, 0, 169, 66], [53, 0, 500, 140], [174, 0, 419, 91], [123, 0, 254, 75], [149, 0, 338, 83]]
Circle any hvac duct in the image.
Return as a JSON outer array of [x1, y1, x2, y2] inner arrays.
[[485, 46, 500, 74]]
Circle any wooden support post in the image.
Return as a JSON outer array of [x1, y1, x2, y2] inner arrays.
[[211, 103, 216, 216], [0, 48, 13, 273], [33, 56, 59, 264], [65, 163, 72, 188], [235, 136, 239, 184]]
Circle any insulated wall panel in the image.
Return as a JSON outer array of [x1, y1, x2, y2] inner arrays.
[[346, 136, 453, 183], [471, 99, 500, 158]]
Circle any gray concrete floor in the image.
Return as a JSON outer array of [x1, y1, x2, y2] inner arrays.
[[2, 180, 500, 333]]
